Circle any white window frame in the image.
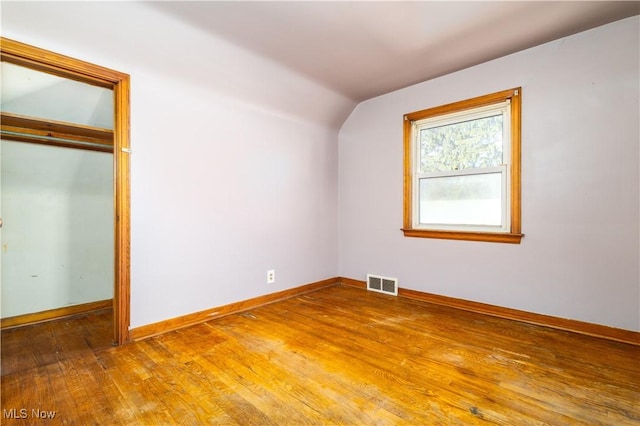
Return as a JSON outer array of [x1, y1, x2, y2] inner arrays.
[[412, 101, 511, 233]]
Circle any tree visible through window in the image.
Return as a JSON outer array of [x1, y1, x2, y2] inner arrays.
[[402, 88, 522, 243]]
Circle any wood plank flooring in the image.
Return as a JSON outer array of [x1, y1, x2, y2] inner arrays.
[[2, 285, 639, 425]]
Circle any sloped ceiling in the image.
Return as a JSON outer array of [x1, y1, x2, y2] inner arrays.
[[2, 2, 638, 130], [152, 1, 640, 102]]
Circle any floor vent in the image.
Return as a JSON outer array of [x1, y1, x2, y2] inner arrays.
[[366, 274, 398, 296]]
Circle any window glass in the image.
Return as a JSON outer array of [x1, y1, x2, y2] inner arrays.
[[418, 172, 502, 226], [419, 114, 503, 173]]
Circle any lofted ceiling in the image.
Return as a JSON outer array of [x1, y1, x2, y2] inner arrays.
[[2, 2, 638, 131], [152, 1, 640, 102]]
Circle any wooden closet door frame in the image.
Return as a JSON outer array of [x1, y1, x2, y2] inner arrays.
[[1, 37, 131, 345]]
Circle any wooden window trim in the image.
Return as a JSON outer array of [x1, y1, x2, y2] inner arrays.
[[402, 88, 523, 244]]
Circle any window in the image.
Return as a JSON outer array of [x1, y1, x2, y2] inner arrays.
[[402, 88, 522, 243]]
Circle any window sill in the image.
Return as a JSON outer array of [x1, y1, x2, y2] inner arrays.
[[401, 228, 524, 244]]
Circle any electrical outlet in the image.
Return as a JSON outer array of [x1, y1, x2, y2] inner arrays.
[[267, 269, 275, 284]]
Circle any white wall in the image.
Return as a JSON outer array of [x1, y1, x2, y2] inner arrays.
[[1, 2, 348, 328], [339, 17, 640, 331], [1, 141, 113, 318]]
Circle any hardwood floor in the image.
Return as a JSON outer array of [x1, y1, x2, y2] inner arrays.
[[2, 285, 638, 425], [1, 308, 113, 377]]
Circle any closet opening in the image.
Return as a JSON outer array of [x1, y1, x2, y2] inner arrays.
[[0, 38, 131, 345]]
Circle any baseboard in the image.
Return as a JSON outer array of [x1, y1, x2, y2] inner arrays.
[[129, 277, 340, 341], [340, 277, 368, 289], [1, 299, 113, 330], [338, 277, 640, 346]]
